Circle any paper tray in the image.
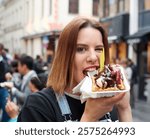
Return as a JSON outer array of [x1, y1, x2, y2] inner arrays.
[[72, 66, 130, 100]]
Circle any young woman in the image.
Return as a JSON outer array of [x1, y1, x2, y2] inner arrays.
[[17, 17, 132, 122]]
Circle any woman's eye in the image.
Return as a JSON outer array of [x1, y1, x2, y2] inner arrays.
[[95, 47, 103, 52], [76, 47, 86, 53]]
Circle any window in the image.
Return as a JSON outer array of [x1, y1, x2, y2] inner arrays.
[[139, 0, 150, 11], [32, 0, 34, 22], [117, 0, 125, 13], [144, 0, 150, 10], [41, 0, 44, 18], [93, 0, 99, 16], [103, 0, 109, 17], [49, 0, 52, 15], [139, 0, 144, 11], [26, 1, 29, 22], [69, 0, 79, 14]]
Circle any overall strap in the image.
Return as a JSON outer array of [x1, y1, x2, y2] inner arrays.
[[55, 93, 72, 121]]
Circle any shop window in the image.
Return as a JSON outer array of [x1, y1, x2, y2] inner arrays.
[[138, 0, 150, 11], [93, 0, 99, 16], [109, 0, 117, 16], [118, 42, 126, 60], [68, 0, 79, 14], [139, 0, 144, 11], [109, 43, 117, 64], [144, 0, 150, 10]]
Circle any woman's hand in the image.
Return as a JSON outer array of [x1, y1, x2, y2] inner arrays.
[[115, 92, 132, 122], [80, 92, 126, 122]]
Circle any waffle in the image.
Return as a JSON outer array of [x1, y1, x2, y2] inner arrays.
[[92, 65, 125, 92]]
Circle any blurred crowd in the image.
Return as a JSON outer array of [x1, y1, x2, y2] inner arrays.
[[0, 43, 52, 122]]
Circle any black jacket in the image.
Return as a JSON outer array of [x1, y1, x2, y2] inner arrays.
[[18, 88, 118, 122], [0, 56, 11, 83], [0, 60, 6, 83]]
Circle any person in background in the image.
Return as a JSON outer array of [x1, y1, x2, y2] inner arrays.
[[120, 59, 133, 85], [17, 17, 132, 122], [3, 48, 13, 64], [46, 47, 54, 70], [5, 60, 21, 88], [128, 58, 137, 85], [127, 58, 137, 108], [4, 55, 37, 107], [0, 43, 10, 122], [120, 59, 134, 108], [34, 55, 47, 74], [5, 76, 46, 122], [29, 76, 46, 93]]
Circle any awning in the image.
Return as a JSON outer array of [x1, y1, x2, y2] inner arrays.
[[126, 27, 150, 44], [22, 30, 61, 40], [107, 35, 122, 43]]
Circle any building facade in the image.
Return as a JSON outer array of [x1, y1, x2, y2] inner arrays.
[[0, 0, 100, 59], [99, 0, 130, 63], [127, 0, 150, 100], [0, 0, 25, 54], [99, 0, 150, 101]]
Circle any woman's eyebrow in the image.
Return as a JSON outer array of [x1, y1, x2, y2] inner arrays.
[[77, 44, 104, 47], [95, 44, 104, 48], [76, 43, 88, 47]]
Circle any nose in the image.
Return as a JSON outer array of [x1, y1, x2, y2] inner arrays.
[[87, 49, 97, 63]]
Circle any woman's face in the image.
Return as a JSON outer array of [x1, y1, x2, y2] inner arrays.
[[73, 27, 104, 86]]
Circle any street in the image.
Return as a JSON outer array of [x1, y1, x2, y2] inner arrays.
[[132, 100, 150, 122]]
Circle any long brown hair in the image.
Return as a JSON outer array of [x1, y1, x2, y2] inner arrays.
[[47, 17, 109, 94]]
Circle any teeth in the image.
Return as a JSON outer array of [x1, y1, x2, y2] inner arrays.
[[87, 70, 98, 77], [85, 68, 97, 72], [83, 67, 98, 76]]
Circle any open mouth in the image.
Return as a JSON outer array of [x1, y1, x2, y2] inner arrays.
[[83, 66, 99, 76]]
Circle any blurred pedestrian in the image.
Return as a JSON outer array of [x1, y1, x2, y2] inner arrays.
[[120, 59, 133, 84], [4, 55, 37, 107], [128, 58, 138, 107], [0, 43, 11, 122], [29, 76, 46, 93], [34, 55, 47, 74], [128, 58, 138, 85], [120, 59, 135, 108]]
